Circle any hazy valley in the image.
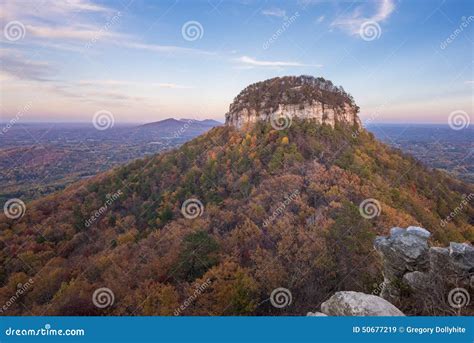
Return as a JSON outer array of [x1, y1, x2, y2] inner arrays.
[[1, 121, 471, 202], [0, 119, 221, 202]]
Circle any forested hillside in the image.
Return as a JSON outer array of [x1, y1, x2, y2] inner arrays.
[[1, 119, 472, 315]]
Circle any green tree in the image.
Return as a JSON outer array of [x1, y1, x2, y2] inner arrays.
[[174, 231, 219, 282]]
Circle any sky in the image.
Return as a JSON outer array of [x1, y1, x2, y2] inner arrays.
[[0, 0, 472, 124]]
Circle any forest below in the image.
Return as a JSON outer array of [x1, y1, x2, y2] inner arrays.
[[0, 119, 473, 316]]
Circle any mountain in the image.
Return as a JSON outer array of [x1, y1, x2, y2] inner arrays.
[[137, 118, 222, 138], [0, 76, 472, 316], [140, 118, 184, 128], [198, 119, 223, 127], [225, 75, 360, 128]]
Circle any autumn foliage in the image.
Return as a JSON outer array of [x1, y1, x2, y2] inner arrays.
[[0, 119, 472, 316]]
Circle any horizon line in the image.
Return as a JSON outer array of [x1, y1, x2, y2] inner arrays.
[[0, 120, 467, 127]]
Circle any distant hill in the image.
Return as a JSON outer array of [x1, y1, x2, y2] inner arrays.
[[197, 119, 223, 127], [137, 118, 222, 138]]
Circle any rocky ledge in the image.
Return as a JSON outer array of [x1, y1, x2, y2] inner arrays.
[[225, 76, 361, 129], [308, 226, 473, 316], [375, 226, 473, 314]]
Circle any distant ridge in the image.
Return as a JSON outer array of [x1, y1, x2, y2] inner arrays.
[[136, 118, 222, 138], [139, 118, 221, 128]]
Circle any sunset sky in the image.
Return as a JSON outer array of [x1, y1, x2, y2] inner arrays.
[[0, 0, 472, 124]]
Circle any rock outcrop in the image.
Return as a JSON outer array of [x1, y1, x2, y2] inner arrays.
[[307, 226, 472, 317], [225, 76, 361, 129], [374, 226, 473, 314], [373, 226, 432, 301], [317, 291, 405, 316]]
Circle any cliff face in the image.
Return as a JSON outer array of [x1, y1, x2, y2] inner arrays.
[[225, 76, 361, 128]]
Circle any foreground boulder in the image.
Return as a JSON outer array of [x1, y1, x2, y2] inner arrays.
[[319, 291, 404, 316], [306, 311, 327, 316]]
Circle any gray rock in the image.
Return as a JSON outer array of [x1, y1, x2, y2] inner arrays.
[[397, 233, 430, 261], [313, 227, 473, 317], [429, 247, 450, 271], [429, 243, 474, 279], [406, 226, 431, 239], [320, 291, 405, 316], [306, 311, 327, 316], [403, 271, 430, 291], [375, 226, 473, 314], [375, 229, 430, 266], [390, 227, 405, 237], [449, 242, 474, 272], [374, 227, 432, 302]]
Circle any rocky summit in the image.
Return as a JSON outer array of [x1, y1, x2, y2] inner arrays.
[[225, 75, 361, 129]]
